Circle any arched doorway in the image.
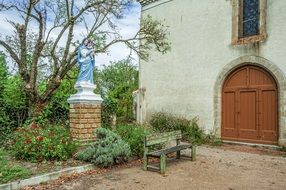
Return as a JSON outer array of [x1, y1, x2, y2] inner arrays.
[[222, 65, 278, 145]]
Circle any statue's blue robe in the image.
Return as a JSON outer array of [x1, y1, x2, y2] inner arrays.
[[76, 45, 95, 84]]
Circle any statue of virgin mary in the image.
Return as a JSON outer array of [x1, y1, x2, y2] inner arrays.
[[68, 38, 102, 103], [76, 38, 95, 85]]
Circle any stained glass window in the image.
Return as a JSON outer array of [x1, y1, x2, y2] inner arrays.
[[242, 0, 260, 37]]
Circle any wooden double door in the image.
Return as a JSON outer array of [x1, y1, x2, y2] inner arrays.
[[222, 65, 278, 145]]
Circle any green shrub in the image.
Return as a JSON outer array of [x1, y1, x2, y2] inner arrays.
[[149, 112, 205, 144], [76, 128, 131, 167], [204, 131, 223, 146], [0, 113, 14, 147], [95, 60, 139, 125], [114, 124, 149, 157], [0, 54, 29, 146], [101, 99, 117, 128], [0, 148, 31, 184], [184, 118, 205, 145], [12, 124, 77, 162]]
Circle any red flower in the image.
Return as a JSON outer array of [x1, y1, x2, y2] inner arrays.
[[24, 139, 32, 144], [29, 122, 39, 130], [36, 136, 44, 141]]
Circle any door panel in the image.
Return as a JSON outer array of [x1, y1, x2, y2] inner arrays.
[[222, 91, 236, 138], [238, 90, 258, 140], [249, 68, 273, 86], [225, 68, 248, 88], [260, 90, 277, 142]]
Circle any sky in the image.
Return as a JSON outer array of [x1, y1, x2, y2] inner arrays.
[[0, 1, 142, 70], [95, 1, 142, 67]]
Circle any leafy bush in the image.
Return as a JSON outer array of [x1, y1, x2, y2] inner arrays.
[[204, 131, 223, 146], [150, 112, 205, 144], [76, 128, 131, 167], [0, 148, 31, 184], [184, 118, 205, 145], [12, 124, 77, 162], [31, 69, 77, 126], [0, 113, 14, 147], [114, 124, 149, 157], [95, 60, 139, 126], [0, 53, 28, 146], [101, 99, 117, 128]]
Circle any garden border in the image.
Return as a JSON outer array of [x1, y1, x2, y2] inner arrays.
[[0, 164, 94, 190]]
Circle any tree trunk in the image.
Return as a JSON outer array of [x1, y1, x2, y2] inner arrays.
[[27, 98, 47, 122], [25, 76, 61, 123]]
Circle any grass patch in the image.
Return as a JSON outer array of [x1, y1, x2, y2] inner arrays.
[[0, 148, 31, 184]]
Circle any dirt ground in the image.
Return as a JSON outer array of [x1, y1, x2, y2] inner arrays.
[[44, 145, 286, 190]]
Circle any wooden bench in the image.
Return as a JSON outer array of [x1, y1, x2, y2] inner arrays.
[[143, 130, 196, 174]]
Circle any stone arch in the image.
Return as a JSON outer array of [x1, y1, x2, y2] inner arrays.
[[214, 55, 286, 146]]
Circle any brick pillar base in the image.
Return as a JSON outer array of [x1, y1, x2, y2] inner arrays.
[[67, 82, 103, 144], [69, 103, 101, 143]]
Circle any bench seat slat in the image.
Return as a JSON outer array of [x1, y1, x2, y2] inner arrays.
[[147, 144, 191, 157], [147, 165, 160, 170]]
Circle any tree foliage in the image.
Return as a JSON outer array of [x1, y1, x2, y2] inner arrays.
[[96, 59, 138, 125], [0, 53, 29, 146], [0, 52, 8, 91], [0, 0, 170, 118]]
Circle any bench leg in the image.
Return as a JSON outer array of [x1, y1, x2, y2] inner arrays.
[[191, 145, 197, 161], [176, 151, 181, 159], [160, 154, 166, 174], [143, 154, 148, 170]]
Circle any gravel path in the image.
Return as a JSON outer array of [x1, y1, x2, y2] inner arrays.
[[55, 146, 286, 190]]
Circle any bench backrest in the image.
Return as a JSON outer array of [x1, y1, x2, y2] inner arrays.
[[145, 130, 182, 146]]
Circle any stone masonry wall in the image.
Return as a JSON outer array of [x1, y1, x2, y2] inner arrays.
[[69, 103, 101, 143]]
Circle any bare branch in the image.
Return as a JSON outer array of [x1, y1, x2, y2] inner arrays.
[[29, 5, 45, 92], [0, 39, 20, 64]]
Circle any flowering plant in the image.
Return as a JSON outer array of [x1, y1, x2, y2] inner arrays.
[[12, 124, 77, 162]]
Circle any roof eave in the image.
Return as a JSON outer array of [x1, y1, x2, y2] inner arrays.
[[138, 0, 161, 7]]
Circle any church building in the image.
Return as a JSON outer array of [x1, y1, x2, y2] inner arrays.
[[138, 0, 286, 146]]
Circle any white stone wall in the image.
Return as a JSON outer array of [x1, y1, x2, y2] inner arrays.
[[139, 0, 286, 142]]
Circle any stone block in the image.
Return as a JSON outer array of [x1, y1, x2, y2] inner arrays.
[[83, 114, 93, 119], [73, 104, 82, 109], [87, 128, 94, 133], [80, 119, 88, 123]]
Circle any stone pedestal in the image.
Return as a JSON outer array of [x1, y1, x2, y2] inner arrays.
[[68, 83, 103, 143]]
